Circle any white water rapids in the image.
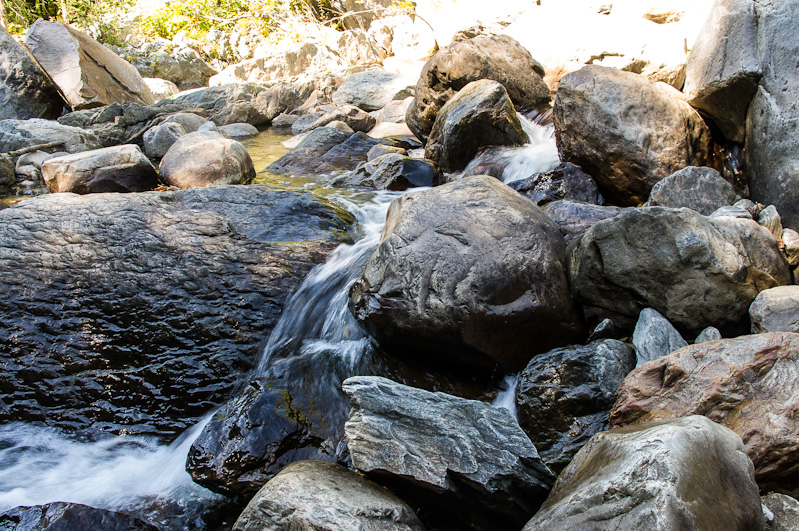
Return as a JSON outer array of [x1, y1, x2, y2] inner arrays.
[[0, 114, 558, 526]]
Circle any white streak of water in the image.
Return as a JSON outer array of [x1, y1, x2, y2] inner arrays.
[[492, 373, 520, 420]]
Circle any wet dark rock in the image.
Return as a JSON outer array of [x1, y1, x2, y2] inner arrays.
[[25, 20, 154, 109], [523, 416, 764, 530], [460, 146, 511, 179], [143, 121, 186, 159], [542, 200, 622, 244], [516, 339, 635, 474], [343, 376, 556, 531], [749, 286, 799, 334], [407, 34, 549, 142], [350, 175, 584, 371], [41, 145, 159, 194], [0, 502, 158, 531], [632, 308, 688, 366], [509, 162, 602, 206], [644, 166, 738, 215], [568, 207, 791, 335], [232, 460, 424, 531], [425, 80, 527, 173], [554, 65, 716, 205], [159, 131, 255, 189], [333, 154, 441, 190], [610, 332, 799, 495], [0, 26, 63, 120], [762, 493, 799, 531], [0, 185, 352, 439], [0, 119, 101, 155], [268, 128, 401, 175]]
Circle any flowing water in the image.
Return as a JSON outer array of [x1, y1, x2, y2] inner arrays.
[[0, 115, 558, 528]]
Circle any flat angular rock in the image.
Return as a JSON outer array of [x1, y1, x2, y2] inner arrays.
[[632, 308, 688, 366], [160, 131, 255, 188], [554, 65, 715, 205], [425, 80, 528, 173], [644, 166, 738, 215], [41, 144, 159, 193], [542, 200, 622, 244], [233, 461, 424, 531], [0, 119, 101, 154], [350, 175, 584, 371], [516, 339, 635, 473], [0, 502, 158, 531], [750, 286, 799, 334], [407, 34, 549, 142], [0, 26, 63, 120], [509, 162, 602, 206], [569, 206, 791, 335], [523, 416, 764, 531], [25, 20, 154, 110], [610, 332, 799, 494], [343, 376, 555, 531]]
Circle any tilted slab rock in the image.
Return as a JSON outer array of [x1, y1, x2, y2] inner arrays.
[[523, 416, 764, 530], [0, 119, 101, 154], [632, 308, 688, 367], [516, 339, 635, 474], [25, 20, 154, 110], [343, 376, 555, 531], [554, 65, 715, 205], [233, 461, 424, 531], [350, 175, 584, 371], [750, 286, 799, 333], [0, 26, 63, 120], [610, 332, 799, 494], [569, 206, 791, 335], [0, 186, 352, 439], [42, 144, 159, 194]]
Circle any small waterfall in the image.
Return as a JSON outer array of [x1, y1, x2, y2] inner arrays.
[[492, 373, 520, 420]]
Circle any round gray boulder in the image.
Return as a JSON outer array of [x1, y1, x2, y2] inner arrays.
[[143, 121, 186, 160], [159, 131, 255, 189]]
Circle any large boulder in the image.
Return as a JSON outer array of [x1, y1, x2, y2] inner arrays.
[[0, 26, 63, 120], [25, 20, 154, 110], [343, 376, 556, 531], [0, 119, 101, 155], [523, 416, 764, 530], [745, 0, 799, 231], [424, 80, 528, 173], [750, 286, 799, 333], [0, 502, 158, 531], [0, 185, 352, 439], [644, 166, 738, 215], [516, 339, 635, 474], [554, 65, 715, 206], [350, 175, 584, 371], [159, 131, 255, 188], [332, 69, 411, 112], [683, 0, 761, 143], [569, 207, 791, 335], [610, 332, 799, 494], [232, 461, 424, 531], [407, 34, 550, 142], [41, 145, 159, 194]]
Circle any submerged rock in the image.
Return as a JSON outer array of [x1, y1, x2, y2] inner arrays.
[[0, 186, 352, 439], [610, 332, 799, 494], [523, 416, 764, 530], [343, 376, 555, 531], [0, 502, 158, 531], [350, 175, 584, 372], [233, 460, 424, 531], [159, 131, 255, 188], [516, 339, 635, 473]]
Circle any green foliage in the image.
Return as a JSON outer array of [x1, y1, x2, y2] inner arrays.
[[139, 0, 275, 41]]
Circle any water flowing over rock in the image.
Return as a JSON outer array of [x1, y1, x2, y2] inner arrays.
[[25, 20, 154, 110], [0, 119, 101, 155], [683, 0, 761, 143], [232, 461, 424, 531], [610, 332, 799, 494], [554, 65, 715, 205], [425, 80, 528, 173], [745, 0, 799, 231], [406, 34, 550, 142], [0, 26, 63, 121], [509, 162, 602, 206], [750, 286, 799, 334], [0, 502, 158, 531], [159, 131, 255, 189], [541, 200, 622, 244], [350, 175, 584, 372], [41, 145, 159, 194], [568, 206, 791, 335], [516, 339, 635, 474], [0, 186, 352, 439], [343, 376, 556, 531], [523, 416, 764, 531], [644, 166, 738, 215], [631, 308, 688, 366]]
